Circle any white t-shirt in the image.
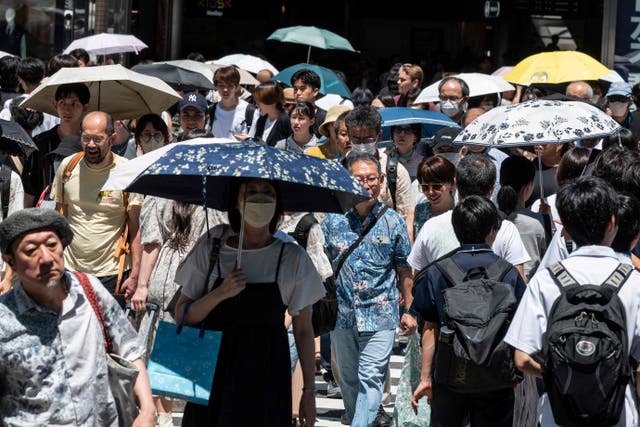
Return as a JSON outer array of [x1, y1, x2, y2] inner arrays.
[[175, 225, 325, 316], [530, 193, 560, 224], [407, 209, 531, 271], [504, 245, 640, 427], [210, 100, 250, 138]]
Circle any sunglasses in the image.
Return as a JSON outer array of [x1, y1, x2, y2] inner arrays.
[[394, 126, 413, 134]]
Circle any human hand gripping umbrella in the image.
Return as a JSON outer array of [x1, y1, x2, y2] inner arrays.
[[102, 138, 370, 266], [453, 98, 621, 198]]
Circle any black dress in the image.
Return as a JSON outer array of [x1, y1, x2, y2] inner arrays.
[[182, 243, 291, 426]]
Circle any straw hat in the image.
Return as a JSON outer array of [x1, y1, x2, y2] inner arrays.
[[318, 105, 352, 137]]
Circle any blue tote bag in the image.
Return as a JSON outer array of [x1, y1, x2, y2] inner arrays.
[[147, 320, 223, 405]]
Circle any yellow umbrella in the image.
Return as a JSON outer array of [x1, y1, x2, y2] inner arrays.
[[503, 51, 611, 85]]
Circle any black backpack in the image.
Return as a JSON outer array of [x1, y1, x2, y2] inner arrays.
[[288, 213, 338, 337], [542, 262, 633, 427], [433, 256, 522, 393], [0, 164, 11, 219]]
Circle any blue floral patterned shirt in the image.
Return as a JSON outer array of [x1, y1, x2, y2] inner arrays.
[[0, 271, 143, 426], [322, 201, 411, 332]]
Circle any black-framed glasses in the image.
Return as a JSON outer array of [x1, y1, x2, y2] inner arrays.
[[81, 134, 108, 144]]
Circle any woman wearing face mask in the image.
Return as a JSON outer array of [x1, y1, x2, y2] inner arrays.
[[134, 113, 172, 156], [175, 178, 323, 427], [274, 101, 319, 153], [413, 155, 456, 235], [385, 123, 432, 181]]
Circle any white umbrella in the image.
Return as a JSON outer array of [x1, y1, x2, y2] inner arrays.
[[415, 72, 515, 104], [204, 61, 260, 86], [0, 50, 14, 59], [20, 64, 181, 120], [214, 54, 278, 75], [315, 94, 354, 111], [63, 33, 148, 56]]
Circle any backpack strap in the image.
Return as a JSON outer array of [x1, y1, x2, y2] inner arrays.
[[386, 152, 398, 210], [602, 263, 633, 292], [0, 164, 11, 220], [485, 257, 514, 282], [435, 257, 468, 287], [289, 213, 317, 249], [58, 152, 85, 209], [549, 262, 580, 290]]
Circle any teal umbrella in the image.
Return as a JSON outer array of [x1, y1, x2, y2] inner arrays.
[[272, 63, 352, 99], [267, 25, 357, 63]]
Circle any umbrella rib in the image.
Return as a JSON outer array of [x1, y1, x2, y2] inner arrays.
[[113, 80, 154, 114]]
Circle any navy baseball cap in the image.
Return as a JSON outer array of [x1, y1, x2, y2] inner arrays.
[[179, 92, 208, 113]]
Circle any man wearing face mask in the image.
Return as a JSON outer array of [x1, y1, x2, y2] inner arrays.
[[437, 77, 469, 125], [605, 81, 634, 129]]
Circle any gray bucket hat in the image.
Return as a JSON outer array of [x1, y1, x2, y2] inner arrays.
[[0, 208, 73, 254]]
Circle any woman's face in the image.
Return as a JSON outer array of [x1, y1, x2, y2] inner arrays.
[[256, 100, 276, 116], [397, 70, 414, 96], [335, 121, 350, 154], [290, 110, 314, 136], [420, 181, 454, 214], [392, 125, 417, 154], [137, 122, 167, 154], [236, 179, 277, 211]]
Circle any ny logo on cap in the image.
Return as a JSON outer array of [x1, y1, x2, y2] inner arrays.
[[188, 94, 197, 102]]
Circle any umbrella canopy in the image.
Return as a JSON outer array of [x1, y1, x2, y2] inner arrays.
[[214, 54, 279, 75], [0, 50, 13, 59], [415, 73, 515, 104], [131, 62, 215, 91], [63, 33, 148, 56], [0, 119, 37, 156], [205, 62, 260, 86], [453, 99, 621, 148], [20, 65, 181, 120], [103, 138, 370, 213], [267, 25, 357, 63], [379, 107, 460, 142], [272, 64, 351, 99], [503, 51, 611, 85]]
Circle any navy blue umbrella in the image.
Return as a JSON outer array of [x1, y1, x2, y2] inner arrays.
[[379, 107, 460, 143], [122, 139, 369, 214]]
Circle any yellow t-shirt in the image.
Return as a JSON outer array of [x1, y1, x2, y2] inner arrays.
[[51, 154, 143, 277]]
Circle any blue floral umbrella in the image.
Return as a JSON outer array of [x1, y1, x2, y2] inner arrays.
[[122, 139, 369, 213], [379, 107, 460, 143], [272, 64, 351, 99]]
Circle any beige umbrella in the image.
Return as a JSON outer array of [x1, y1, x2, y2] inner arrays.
[[20, 64, 181, 120], [204, 61, 260, 86]]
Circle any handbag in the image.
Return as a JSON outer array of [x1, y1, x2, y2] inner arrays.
[[75, 272, 140, 427], [147, 319, 223, 405], [392, 333, 431, 426]]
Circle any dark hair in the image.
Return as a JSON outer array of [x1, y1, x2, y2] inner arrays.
[[54, 83, 90, 104], [290, 101, 316, 120], [17, 57, 45, 86], [134, 113, 170, 144], [186, 52, 205, 62], [455, 154, 496, 199], [214, 66, 240, 86], [602, 129, 637, 152], [452, 195, 500, 244], [333, 111, 349, 134], [592, 145, 640, 192], [253, 80, 284, 108], [69, 48, 90, 65], [9, 95, 43, 132], [228, 179, 283, 234], [438, 77, 470, 98], [351, 87, 373, 106], [556, 147, 591, 187], [611, 193, 640, 253], [623, 159, 640, 201], [391, 123, 422, 142], [0, 56, 20, 90], [344, 105, 382, 133], [498, 156, 535, 216], [47, 54, 78, 76], [556, 176, 618, 247], [290, 68, 321, 90], [417, 155, 455, 185], [344, 152, 382, 174]]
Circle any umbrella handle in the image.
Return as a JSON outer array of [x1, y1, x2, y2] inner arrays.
[[237, 186, 247, 268], [306, 46, 311, 64], [537, 154, 544, 200]]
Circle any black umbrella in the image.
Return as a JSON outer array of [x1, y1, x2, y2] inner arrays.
[[131, 63, 215, 92], [0, 119, 37, 156]]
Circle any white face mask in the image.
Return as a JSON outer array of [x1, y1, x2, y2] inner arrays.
[[351, 141, 377, 155], [440, 100, 460, 118], [140, 138, 165, 154], [437, 152, 461, 166], [243, 193, 276, 228], [609, 101, 629, 117]]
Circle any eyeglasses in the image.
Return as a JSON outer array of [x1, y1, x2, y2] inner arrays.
[[420, 183, 445, 192], [140, 132, 164, 143], [354, 175, 380, 185], [393, 126, 413, 134], [350, 136, 377, 145], [81, 134, 109, 144]]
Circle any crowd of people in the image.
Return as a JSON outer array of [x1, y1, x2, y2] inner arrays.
[[0, 46, 640, 427]]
